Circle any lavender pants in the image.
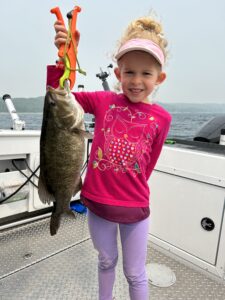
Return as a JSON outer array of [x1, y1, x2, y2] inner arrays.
[[88, 210, 149, 300]]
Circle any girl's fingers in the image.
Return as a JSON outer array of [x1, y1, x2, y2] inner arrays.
[[54, 37, 68, 49], [54, 21, 67, 33], [53, 20, 80, 48]]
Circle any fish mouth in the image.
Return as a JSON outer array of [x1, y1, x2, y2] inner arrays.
[[46, 86, 68, 103], [47, 86, 68, 96]]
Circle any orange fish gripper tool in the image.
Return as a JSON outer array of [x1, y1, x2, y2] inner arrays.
[[50, 6, 86, 90]]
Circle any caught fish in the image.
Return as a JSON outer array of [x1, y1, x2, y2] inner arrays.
[[38, 86, 87, 236]]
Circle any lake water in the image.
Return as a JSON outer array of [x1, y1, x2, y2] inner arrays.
[[0, 111, 223, 140]]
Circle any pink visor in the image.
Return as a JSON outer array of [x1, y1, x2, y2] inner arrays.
[[115, 38, 165, 66]]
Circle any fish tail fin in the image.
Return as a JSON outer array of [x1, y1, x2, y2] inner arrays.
[[50, 202, 61, 236], [50, 212, 61, 236], [50, 205, 75, 236]]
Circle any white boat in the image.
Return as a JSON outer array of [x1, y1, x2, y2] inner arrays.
[[0, 96, 225, 299]]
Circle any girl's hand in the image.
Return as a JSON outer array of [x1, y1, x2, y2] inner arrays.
[[54, 20, 80, 49]]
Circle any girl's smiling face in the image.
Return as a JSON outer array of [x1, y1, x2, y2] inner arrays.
[[114, 51, 166, 104]]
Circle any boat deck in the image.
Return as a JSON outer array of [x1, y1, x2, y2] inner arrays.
[[1, 214, 225, 300], [172, 139, 225, 156]]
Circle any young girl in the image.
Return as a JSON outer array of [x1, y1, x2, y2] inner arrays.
[[49, 14, 171, 300]]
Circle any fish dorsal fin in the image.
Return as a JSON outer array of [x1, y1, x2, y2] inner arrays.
[[38, 175, 55, 205]]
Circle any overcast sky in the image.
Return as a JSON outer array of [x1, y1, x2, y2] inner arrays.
[[0, 0, 225, 103]]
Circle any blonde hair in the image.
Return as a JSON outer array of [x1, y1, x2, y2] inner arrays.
[[116, 15, 168, 62]]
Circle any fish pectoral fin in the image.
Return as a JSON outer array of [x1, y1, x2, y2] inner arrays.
[[67, 209, 76, 218], [38, 176, 55, 205]]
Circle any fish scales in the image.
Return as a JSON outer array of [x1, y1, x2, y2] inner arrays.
[[38, 87, 86, 235]]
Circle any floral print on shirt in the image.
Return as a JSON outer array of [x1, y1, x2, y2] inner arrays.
[[92, 105, 159, 177]]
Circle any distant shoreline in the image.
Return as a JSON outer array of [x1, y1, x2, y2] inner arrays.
[[0, 97, 225, 113]]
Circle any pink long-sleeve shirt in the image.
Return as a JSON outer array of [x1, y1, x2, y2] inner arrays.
[[47, 66, 171, 216]]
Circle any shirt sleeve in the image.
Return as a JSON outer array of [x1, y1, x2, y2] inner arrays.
[[145, 114, 172, 179], [72, 91, 100, 115], [46, 65, 64, 89], [73, 91, 113, 115]]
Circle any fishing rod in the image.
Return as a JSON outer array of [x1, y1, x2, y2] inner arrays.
[[96, 64, 113, 91], [2, 94, 25, 130]]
